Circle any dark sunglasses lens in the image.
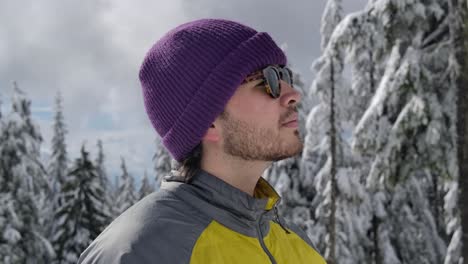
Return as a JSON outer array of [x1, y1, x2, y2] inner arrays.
[[282, 67, 293, 86], [263, 67, 280, 98]]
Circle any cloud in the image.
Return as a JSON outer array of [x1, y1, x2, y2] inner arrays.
[[0, 0, 189, 181]]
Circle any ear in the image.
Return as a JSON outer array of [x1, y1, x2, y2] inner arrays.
[[203, 123, 221, 142]]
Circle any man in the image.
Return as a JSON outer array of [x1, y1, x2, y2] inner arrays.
[[78, 18, 326, 264]]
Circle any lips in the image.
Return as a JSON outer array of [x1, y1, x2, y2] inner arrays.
[[283, 120, 297, 125], [283, 120, 298, 128], [282, 114, 298, 125]]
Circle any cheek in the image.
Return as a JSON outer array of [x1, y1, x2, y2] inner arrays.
[[227, 88, 279, 126]]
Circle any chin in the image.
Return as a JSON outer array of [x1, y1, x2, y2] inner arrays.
[[275, 146, 303, 161]]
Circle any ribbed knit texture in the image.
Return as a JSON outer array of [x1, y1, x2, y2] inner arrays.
[[139, 18, 286, 162]]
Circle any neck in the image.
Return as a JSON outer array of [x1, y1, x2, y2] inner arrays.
[[200, 152, 272, 196]]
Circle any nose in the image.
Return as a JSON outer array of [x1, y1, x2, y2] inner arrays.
[[279, 80, 301, 108]]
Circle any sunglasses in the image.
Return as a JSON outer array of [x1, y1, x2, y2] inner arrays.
[[241, 65, 294, 98]]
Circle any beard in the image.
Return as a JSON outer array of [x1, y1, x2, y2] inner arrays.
[[219, 109, 303, 162]]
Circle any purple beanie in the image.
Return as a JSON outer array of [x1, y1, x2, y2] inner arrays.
[[139, 18, 287, 162]]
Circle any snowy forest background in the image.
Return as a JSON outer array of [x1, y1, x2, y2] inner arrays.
[[1, 0, 468, 263]]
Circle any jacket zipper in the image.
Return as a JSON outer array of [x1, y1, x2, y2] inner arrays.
[[274, 206, 291, 234], [256, 211, 277, 264]]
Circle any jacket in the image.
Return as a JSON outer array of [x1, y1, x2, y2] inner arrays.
[[78, 169, 327, 263]]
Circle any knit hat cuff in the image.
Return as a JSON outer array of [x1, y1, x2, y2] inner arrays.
[[163, 32, 287, 162]]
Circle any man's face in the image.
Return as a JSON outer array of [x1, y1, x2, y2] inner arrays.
[[217, 74, 303, 162]]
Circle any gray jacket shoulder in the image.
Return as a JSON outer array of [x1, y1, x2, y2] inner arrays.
[[78, 188, 212, 264]]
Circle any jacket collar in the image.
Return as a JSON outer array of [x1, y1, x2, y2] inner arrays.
[[163, 168, 281, 221], [161, 168, 290, 237], [193, 169, 280, 213]]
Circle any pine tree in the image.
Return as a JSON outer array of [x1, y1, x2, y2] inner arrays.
[[94, 139, 112, 226], [0, 82, 54, 263], [350, 1, 455, 263], [303, 1, 461, 263], [153, 137, 171, 190], [95, 140, 106, 187], [139, 170, 154, 200], [53, 144, 107, 263], [302, 1, 375, 263], [48, 90, 69, 194], [114, 157, 137, 216], [306, 35, 351, 264], [320, 0, 343, 51], [444, 0, 466, 263], [323, 7, 386, 264], [47, 90, 69, 246]]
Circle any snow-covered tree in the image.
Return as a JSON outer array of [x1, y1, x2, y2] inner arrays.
[[350, 1, 455, 263], [320, 0, 343, 51], [302, 0, 457, 263], [46, 90, 69, 245], [0, 82, 54, 263], [48, 90, 69, 194], [139, 170, 154, 200], [94, 139, 112, 226], [53, 144, 107, 264], [153, 137, 171, 190], [301, 1, 375, 263], [114, 157, 137, 216], [95, 140, 107, 187], [318, 7, 386, 264], [444, 0, 466, 263], [305, 28, 373, 263]]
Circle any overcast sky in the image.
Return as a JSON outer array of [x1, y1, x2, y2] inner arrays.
[[0, 0, 367, 186]]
